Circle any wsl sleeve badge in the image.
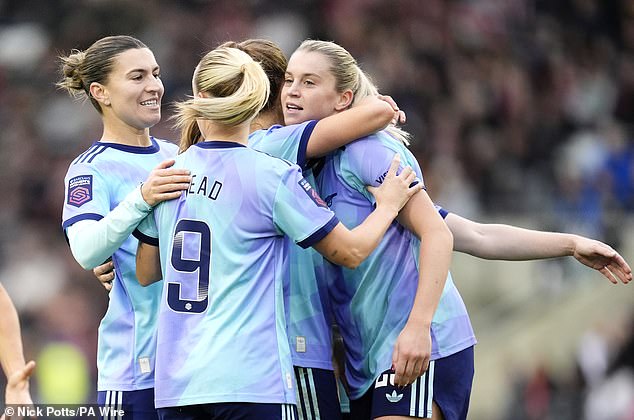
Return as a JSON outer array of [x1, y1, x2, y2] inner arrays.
[[298, 178, 328, 208], [67, 175, 93, 207]]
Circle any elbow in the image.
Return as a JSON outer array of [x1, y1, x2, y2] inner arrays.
[[137, 273, 150, 286], [327, 249, 363, 269], [72, 253, 99, 271], [136, 272, 156, 287], [340, 249, 364, 269]]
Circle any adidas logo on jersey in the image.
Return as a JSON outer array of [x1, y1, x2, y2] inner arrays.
[[386, 390, 403, 403]]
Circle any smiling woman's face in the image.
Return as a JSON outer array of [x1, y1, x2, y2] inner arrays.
[[281, 50, 348, 126]]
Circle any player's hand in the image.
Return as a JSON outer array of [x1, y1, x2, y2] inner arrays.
[[141, 159, 191, 206], [391, 322, 430, 387], [367, 154, 422, 215], [93, 260, 115, 292], [377, 94, 406, 125], [5, 360, 36, 408], [572, 236, 632, 284]]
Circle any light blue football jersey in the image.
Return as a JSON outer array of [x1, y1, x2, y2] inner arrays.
[[249, 122, 336, 370], [61, 137, 178, 391], [135, 141, 339, 407], [316, 131, 477, 399]]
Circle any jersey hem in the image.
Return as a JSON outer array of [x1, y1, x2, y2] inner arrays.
[[347, 338, 477, 400], [97, 380, 155, 392], [155, 393, 297, 408]]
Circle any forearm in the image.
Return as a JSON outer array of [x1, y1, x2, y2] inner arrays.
[[0, 287, 26, 377], [136, 242, 162, 286], [456, 223, 577, 260], [67, 186, 152, 269], [306, 99, 394, 158], [407, 230, 453, 326], [315, 206, 397, 269]]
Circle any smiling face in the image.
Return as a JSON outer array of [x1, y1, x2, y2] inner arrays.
[[281, 50, 351, 125], [95, 48, 164, 131]]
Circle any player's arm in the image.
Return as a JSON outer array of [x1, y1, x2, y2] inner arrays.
[[0, 284, 35, 405], [390, 190, 454, 387], [305, 95, 401, 158], [445, 213, 632, 284], [135, 242, 162, 286], [66, 160, 190, 270], [312, 155, 421, 268]]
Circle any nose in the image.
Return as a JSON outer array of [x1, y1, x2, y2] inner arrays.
[[147, 76, 163, 93], [286, 80, 301, 97]]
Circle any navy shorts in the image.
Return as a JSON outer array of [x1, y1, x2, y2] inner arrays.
[[294, 366, 342, 420], [157, 403, 297, 420], [97, 388, 157, 420], [350, 346, 474, 420]]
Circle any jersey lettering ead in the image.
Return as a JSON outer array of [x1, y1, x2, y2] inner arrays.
[[135, 141, 338, 408], [61, 137, 178, 391], [316, 132, 477, 399], [249, 122, 336, 370]]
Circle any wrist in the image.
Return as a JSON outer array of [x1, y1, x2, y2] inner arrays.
[[137, 183, 153, 209], [374, 201, 399, 220]]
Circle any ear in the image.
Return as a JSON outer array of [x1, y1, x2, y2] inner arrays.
[[89, 82, 110, 106], [334, 89, 354, 111]]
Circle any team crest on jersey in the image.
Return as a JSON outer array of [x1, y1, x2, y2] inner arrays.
[[67, 175, 93, 207], [298, 178, 327, 208]]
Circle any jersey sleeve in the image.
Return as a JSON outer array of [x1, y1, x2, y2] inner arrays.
[[133, 213, 159, 246], [249, 121, 318, 169], [62, 162, 111, 229], [343, 138, 424, 204], [273, 165, 339, 249], [434, 203, 449, 219]]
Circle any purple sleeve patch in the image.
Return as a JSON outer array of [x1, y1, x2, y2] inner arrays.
[[67, 175, 93, 207], [298, 178, 327, 208]]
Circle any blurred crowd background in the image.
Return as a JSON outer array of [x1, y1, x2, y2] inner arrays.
[[0, 0, 633, 418]]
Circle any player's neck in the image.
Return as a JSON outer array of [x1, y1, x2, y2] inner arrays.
[[199, 120, 250, 145], [250, 109, 284, 133], [100, 123, 152, 147]]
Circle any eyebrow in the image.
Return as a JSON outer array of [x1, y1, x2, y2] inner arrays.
[[126, 65, 160, 75], [285, 71, 321, 79]]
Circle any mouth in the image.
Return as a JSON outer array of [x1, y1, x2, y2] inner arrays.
[[285, 103, 303, 112], [140, 99, 160, 107]]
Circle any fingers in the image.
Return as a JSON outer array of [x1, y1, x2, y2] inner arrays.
[[386, 153, 401, 177], [20, 361, 36, 381], [599, 266, 618, 284], [378, 94, 399, 112], [93, 261, 113, 276], [93, 261, 115, 291], [155, 159, 176, 169]]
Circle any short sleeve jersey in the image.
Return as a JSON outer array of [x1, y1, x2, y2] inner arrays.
[[249, 122, 336, 370], [316, 131, 477, 399], [135, 141, 338, 407], [61, 137, 178, 391]]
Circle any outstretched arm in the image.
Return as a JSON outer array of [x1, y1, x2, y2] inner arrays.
[[445, 213, 632, 284], [0, 284, 35, 405]]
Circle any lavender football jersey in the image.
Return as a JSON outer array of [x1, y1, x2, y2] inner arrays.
[[249, 122, 336, 370], [316, 131, 477, 399], [135, 141, 338, 407], [62, 138, 178, 391]]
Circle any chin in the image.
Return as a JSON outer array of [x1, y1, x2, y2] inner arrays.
[[284, 114, 303, 125]]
